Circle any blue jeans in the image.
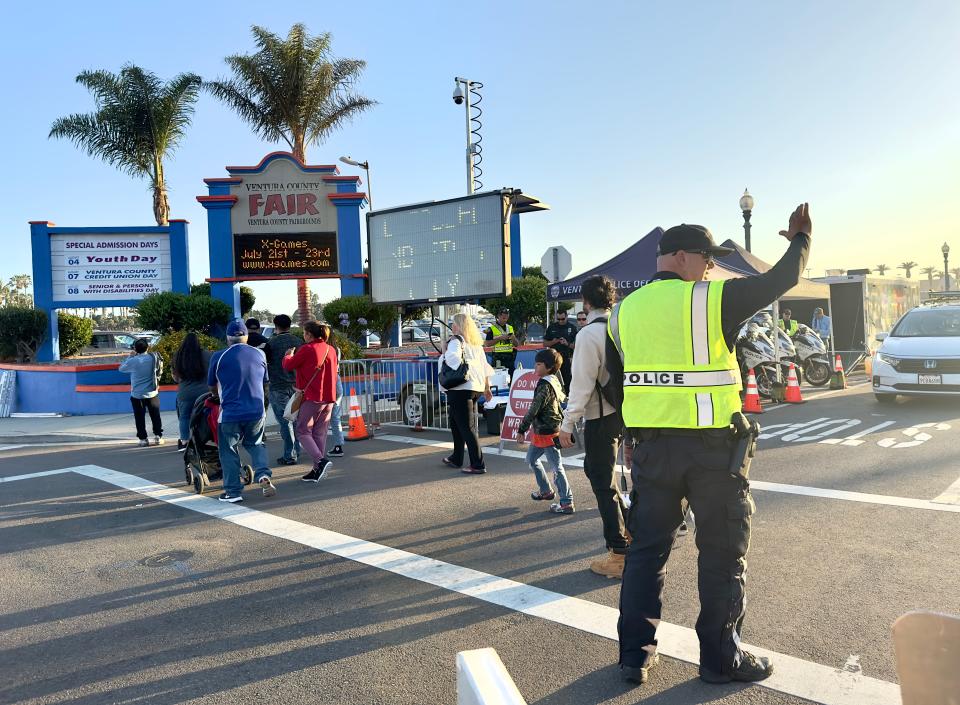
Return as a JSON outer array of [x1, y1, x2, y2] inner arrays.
[[330, 379, 344, 447], [527, 444, 572, 503], [269, 389, 301, 461], [176, 392, 205, 442], [218, 416, 271, 497]]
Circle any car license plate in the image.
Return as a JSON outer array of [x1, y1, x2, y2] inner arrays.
[[918, 374, 942, 385]]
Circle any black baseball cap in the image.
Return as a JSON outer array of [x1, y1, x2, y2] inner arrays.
[[657, 224, 734, 257]]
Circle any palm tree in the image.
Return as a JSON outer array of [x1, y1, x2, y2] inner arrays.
[[919, 266, 938, 288], [951, 267, 960, 284], [9, 274, 31, 293], [206, 24, 376, 322], [50, 65, 201, 226], [898, 261, 917, 278], [874, 264, 889, 276]]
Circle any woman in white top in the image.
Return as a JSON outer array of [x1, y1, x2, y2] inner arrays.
[[439, 313, 494, 473]]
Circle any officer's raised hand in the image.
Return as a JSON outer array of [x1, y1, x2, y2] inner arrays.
[[779, 203, 812, 241]]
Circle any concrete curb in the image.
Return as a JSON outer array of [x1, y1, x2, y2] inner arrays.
[[0, 434, 131, 445]]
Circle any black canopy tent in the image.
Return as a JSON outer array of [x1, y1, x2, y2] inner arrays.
[[716, 239, 833, 342], [546, 228, 741, 302]]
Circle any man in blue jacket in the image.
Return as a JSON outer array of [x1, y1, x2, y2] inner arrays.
[[208, 319, 276, 502]]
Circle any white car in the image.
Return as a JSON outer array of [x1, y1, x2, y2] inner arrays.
[[872, 299, 960, 403]]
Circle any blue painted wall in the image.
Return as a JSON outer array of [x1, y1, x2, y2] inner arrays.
[[9, 366, 177, 415]]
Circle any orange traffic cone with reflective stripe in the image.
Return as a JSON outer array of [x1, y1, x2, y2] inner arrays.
[[784, 363, 804, 403], [829, 353, 847, 390], [346, 386, 371, 441], [743, 368, 763, 413]]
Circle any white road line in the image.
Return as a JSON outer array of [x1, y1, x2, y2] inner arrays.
[[380, 433, 960, 514], [13, 464, 899, 705], [0, 468, 73, 483], [782, 418, 861, 443], [0, 444, 26, 451], [751, 480, 960, 513], [932, 475, 960, 505], [820, 422, 896, 446]]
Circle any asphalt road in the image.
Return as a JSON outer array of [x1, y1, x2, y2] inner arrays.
[[1, 383, 958, 705]]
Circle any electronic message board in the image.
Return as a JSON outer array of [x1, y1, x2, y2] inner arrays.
[[233, 232, 338, 277], [367, 191, 510, 305]]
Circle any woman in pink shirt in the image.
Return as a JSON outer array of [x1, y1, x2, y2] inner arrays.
[[281, 321, 339, 482]]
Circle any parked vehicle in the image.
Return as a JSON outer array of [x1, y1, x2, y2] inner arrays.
[[84, 331, 139, 354], [872, 297, 960, 402], [736, 321, 794, 398], [791, 324, 831, 386]]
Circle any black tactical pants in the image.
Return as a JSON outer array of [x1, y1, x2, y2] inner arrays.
[[582, 413, 629, 554], [492, 352, 516, 379], [618, 429, 755, 676]]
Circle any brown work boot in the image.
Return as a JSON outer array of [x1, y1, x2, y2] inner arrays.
[[589, 550, 626, 579]]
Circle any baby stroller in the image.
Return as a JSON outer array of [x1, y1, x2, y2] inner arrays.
[[182, 392, 253, 494]]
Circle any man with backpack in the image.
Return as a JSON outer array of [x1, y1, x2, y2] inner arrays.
[[559, 275, 630, 578]]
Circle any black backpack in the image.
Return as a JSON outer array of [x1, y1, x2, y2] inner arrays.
[[589, 316, 624, 423]]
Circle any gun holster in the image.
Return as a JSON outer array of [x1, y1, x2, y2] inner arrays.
[[728, 412, 761, 480]]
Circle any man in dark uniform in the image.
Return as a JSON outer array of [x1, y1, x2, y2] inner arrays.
[[485, 308, 518, 378], [611, 204, 812, 686], [544, 309, 578, 392]]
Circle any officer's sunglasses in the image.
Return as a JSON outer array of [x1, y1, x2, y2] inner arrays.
[[684, 250, 716, 268]]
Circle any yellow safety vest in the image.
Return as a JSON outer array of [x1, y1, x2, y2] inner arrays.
[[489, 323, 515, 353], [609, 279, 742, 429], [779, 319, 798, 336]]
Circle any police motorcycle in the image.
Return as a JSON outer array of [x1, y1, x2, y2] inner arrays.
[[736, 316, 796, 398], [790, 323, 831, 386]]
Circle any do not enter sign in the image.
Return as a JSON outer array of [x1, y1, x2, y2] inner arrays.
[[501, 370, 540, 443]]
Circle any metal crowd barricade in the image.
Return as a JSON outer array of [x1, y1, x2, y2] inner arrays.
[[339, 357, 451, 433]]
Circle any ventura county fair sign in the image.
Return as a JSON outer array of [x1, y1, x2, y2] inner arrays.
[[227, 156, 340, 277], [50, 232, 172, 301]]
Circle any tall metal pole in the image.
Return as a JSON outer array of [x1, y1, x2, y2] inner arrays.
[[944, 248, 951, 291], [364, 164, 373, 210], [462, 80, 475, 194], [742, 209, 753, 252]]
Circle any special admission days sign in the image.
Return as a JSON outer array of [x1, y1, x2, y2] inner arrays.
[[50, 232, 172, 301], [227, 155, 340, 276]]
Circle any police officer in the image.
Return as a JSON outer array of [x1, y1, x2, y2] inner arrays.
[[485, 308, 518, 378], [778, 308, 799, 336], [611, 204, 812, 686]]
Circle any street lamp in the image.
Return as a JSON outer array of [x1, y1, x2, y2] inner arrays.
[[339, 156, 372, 209], [739, 188, 754, 252], [452, 77, 483, 194], [944, 242, 951, 291]]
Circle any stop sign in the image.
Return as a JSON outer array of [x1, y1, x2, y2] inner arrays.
[[541, 246, 572, 283]]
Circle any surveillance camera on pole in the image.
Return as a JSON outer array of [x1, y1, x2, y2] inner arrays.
[[452, 80, 464, 105]]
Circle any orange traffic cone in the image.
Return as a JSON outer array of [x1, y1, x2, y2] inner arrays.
[[743, 368, 763, 413], [346, 386, 371, 441], [784, 363, 804, 403], [829, 353, 847, 390]]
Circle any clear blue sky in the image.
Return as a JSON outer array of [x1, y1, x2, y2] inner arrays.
[[3, 1, 958, 314]]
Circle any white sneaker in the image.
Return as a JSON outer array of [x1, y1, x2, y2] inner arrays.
[[153, 436, 164, 446], [260, 477, 277, 497]]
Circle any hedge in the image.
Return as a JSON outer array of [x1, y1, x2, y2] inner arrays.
[[0, 307, 48, 362], [57, 312, 94, 357]]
